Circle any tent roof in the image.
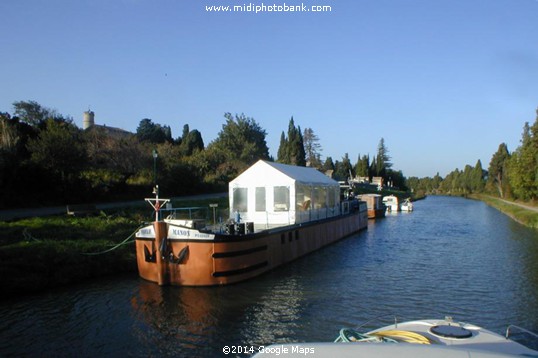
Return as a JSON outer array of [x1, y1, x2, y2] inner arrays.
[[232, 160, 338, 186]]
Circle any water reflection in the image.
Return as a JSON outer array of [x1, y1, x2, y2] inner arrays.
[[128, 274, 308, 355], [130, 282, 219, 353], [2, 196, 538, 357], [507, 220, 538, 333]]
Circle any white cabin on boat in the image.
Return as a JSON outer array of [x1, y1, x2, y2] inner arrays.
[[383, 195, 399, 212], [229, 160, 341, 228]]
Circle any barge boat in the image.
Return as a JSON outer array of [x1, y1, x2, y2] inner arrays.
[[135, 160, 368, 286]]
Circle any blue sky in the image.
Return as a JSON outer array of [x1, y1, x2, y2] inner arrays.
[[2, 0, 537, 177]]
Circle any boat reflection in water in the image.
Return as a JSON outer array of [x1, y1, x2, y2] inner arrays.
[[130, 274, 308, 355], [130, 280, 219, 352]]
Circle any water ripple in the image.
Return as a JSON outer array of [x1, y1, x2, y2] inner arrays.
[[1, 196, 538, 356]]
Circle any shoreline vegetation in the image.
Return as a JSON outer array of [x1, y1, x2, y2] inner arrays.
[[0, 196, 230, 299], [0, 192, 534, 300], [472, 194, 538, 229]]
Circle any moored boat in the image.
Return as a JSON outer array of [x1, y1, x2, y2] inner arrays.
[[135, 160, 368, 286], [382, 194, 399, 213], [255, 316, 538, 357], [357, 193, 386, 219], [401, 198, 413, 212]]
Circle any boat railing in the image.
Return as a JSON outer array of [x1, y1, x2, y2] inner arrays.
[[162, 207, 208, 220], [505, 324, 538, 350], [505, 325, 538, 340]]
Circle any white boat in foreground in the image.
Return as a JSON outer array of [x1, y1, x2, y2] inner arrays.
[[254, 317, 538, 357]]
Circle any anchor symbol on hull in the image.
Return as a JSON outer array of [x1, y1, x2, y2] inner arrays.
[[169, 246, 189, 264], [143, 243, 156, 263], [143, 243, 189, 264]]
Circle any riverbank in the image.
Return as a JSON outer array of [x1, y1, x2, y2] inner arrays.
[[0, 212, 141, 298], [0, 195, 229, 299], [472, 194, 538, 229]]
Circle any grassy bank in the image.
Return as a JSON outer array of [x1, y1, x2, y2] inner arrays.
[[473, 194, 538, 229], [0, 197, 229, 299], [0, 212, 143, 298]]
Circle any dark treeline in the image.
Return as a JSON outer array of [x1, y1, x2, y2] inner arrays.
[[407, 108, 538, 202], [0, 101, 408, 209]]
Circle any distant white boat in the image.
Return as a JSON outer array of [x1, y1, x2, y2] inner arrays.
[[401, 198, 413, 212], [382, 195, 399, 213]]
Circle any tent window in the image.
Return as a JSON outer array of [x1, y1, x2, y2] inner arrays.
[[328, 187, 336, 207], [274, 186, 290, 211], [255, 187, 266, 212], [233, 188, 248, 212], [296, 184, 311, 211], [314, 186, 327, 208]]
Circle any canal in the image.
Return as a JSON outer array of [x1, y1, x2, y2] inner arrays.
[[1, 196, 537, 357]]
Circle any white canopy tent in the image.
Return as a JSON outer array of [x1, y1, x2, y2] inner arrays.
[[229, 160, 341, 228]]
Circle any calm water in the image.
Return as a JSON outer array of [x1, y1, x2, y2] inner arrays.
[[1, 196, 538, 357]]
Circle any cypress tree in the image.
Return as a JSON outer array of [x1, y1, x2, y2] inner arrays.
[[471, 159, 485, 192], [488, 143, 510, 198], [277, 131, 288, 163], [294, 125, 306, 166], [287, 117, 299, 165], [278, 117, 306, 166]]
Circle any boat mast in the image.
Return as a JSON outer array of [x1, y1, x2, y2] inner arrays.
[[145, 149, 170, 222], [145, 185, 170, 222]]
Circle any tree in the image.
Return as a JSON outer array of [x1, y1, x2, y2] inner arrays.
[[289, 121, 306, 166], [303, 127, 322, 167], [152, 142, 206, 196], [182, 124, 190, 139], [462, 164, 474, 193], [488, 143, 510, 198], [208, 113, 269, 178], [83, 127, 148, 194], [26, 119, 87, 199], [386, 169, 406, 190], [277, 117, 306, 166], [334, 153, 353, 181], [432, 172, 443, 190], [431, 160, 485, 195], [375, 137, 391, 177], [0, 113, 18, 154], [439, 168, 462, 194], [508, 113, 538, 200], [176, 124, 190, 145], [180, 129, 204, 156], [471, 160, 485, 192], [12, 100, 60, 127], [370, 157, 377, 177], [0, 113, 21, 206], [406, 172, 443, 196], [136, 118, 172, 143], [322, 157, 335, 175], [277, 131, 288, 163], [354, 154, 370, 178]]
